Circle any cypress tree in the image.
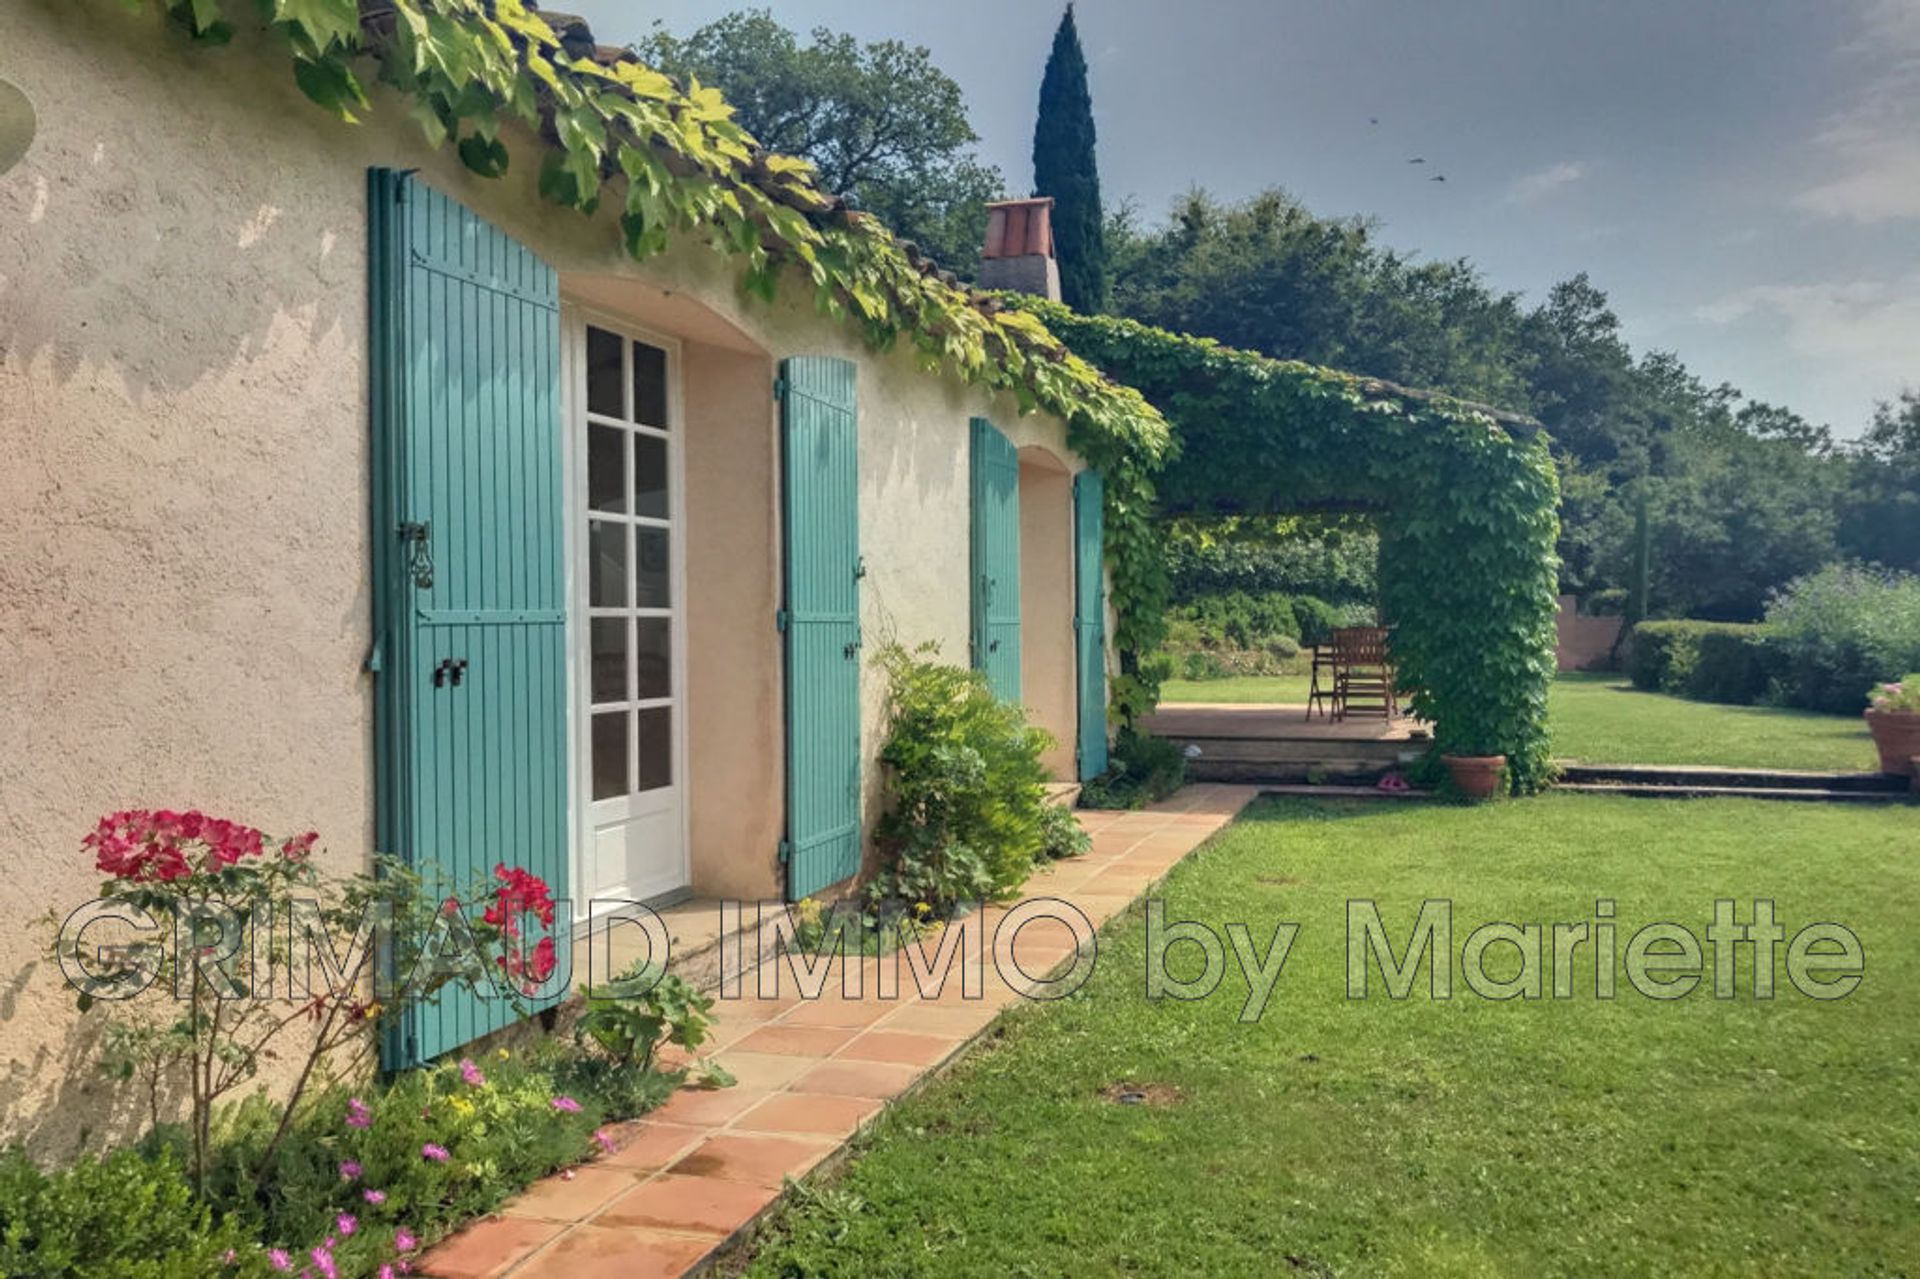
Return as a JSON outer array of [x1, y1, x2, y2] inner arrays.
[[1032, 5, 1107, 312]]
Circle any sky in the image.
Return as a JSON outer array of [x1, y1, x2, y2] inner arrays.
[[569, 0, 1920, 436]]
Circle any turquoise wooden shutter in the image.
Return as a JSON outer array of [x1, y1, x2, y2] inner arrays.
[[369, 169, 568, 1067], [780, 357, 863, 901], [1073, 469, 1109, 781], [969, 418, 1021, 702]]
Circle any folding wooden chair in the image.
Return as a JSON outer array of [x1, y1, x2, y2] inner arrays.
[[1305, 642, 1339, 720], [1332, 626, 1396, 720]]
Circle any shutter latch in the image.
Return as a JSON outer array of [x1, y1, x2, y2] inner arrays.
[[397, 521, 433, 589]]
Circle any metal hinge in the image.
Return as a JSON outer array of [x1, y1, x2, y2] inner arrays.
[[777, 839, 791, 865], [775, 608, 789, 633], [773, 376, 787, 401]]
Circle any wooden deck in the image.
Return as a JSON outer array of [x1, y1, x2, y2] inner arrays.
[[1142, 702, 1432, 782]]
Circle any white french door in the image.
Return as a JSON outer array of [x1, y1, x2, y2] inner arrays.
[[565, 312, 688, 909]]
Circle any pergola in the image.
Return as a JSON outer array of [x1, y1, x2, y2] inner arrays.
[[1030, 302, 1561, 793]]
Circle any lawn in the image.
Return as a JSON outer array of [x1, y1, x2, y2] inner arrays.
[[1159, 671, 1877, 772], [742, 796, 1920, 1276]]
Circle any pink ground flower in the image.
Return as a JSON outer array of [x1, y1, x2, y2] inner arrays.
[[346, 1097, 372, 1129], [267, 1250, 291, 1272], [549, 1096, 581, 1113], [593, 1128, 617, 1155], [421, 1143, 450, 1162], [337, 1213, 358, 1237], [339, 1160, 361, 1181], [458, 1057, 485, 1087], [394, 1228, 419, 1251], [364, 1188, 387, 1205]]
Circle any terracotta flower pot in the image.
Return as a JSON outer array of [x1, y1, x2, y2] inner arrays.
[[1865, 710, 1920, 777], [1442, 753, 1506, 800]]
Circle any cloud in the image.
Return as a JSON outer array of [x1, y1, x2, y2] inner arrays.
[[1504, 160, 1586, 205], [1694, 273, 1920, 387], [1795, 0, 1920, 221]]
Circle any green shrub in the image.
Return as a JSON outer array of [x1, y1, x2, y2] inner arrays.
[[0, 1146, 255, 1278], [1764, 564, 1920, 713], [1289, 595, 1343, 646], [1037, 803, 1091, 860], [872, 643, 1053, 911], [1164, 528, 1378, 604], [1080, 730, 1187, 810], [1628, 620, 1776, 704], [576, 962, 715, 1070]]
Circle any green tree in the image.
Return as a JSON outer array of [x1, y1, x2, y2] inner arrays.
[[640, 10, 1003, 274], [1032, 5, 1107, 311], [1109, 189, 1530, 406], [1838, 389, 1920, 573]]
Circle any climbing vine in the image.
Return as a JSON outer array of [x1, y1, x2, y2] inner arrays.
[[1020, 301, 1561, 792], [125, 0, 1172, 723]]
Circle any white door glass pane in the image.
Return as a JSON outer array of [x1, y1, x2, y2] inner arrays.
[[590, 617, 628, 704], [636, 707, 672, 791], [633, 434, 668, 519], [635, 527, 670, 607], [591, 711, 630, 801], [588, 520, 628, 608], [635, 617, 671, 700]]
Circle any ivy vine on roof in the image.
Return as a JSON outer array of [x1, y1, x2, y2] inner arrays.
[[126, 0, 1172, 724], [1014, 299, 1562, 793]]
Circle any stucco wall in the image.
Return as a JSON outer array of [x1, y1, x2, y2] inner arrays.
[[679, 340, 783, 902], [0, 2, 1089, 1143], [1019, 452, 1078, 778]]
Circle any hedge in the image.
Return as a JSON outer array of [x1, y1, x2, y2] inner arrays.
[[1629, 621, 1777, 705]]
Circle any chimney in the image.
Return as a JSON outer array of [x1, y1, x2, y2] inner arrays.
[[976, 197, 1062, 302]]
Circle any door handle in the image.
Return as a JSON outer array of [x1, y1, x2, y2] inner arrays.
[[398, 521, 433, 589]]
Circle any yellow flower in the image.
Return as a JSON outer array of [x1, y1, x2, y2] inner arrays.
[[496, 1048, 511, 1061], [448, 1096, 475, 1116]]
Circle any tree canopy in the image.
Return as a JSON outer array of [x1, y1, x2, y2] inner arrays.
[[1109, 188, 1914, 623], [640, 9, 1004, 274], [1032, 6, 1108, 312]]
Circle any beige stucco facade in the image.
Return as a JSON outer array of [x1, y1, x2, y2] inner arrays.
[[0, 3, 1100, 1149]]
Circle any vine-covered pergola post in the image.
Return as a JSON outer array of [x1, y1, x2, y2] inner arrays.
[[1023, 301, 1562, 793]]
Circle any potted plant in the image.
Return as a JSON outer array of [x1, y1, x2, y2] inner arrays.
[[1865, 676, 1920, 777], [1441, 751, 1507, 800]]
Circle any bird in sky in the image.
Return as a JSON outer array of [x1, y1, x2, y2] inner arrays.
[[1369, 116, 1379, 125], [1408, 157, 1426, 164], [1430, 174, 1447, 182]]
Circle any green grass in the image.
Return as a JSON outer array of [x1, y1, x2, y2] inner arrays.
[[1160, 670, 1315, 704], [1548, 673, 1874, 771], [743, 797, 1920, 1277], [1159, 671, 1876, 772]]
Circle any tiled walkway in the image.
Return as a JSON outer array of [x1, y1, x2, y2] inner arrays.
[[421, 784, 1259, 1279]]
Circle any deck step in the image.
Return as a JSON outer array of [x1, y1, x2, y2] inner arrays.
[[1188, 758, 1404, 783], [1168, 737, 1423, 764], [1555, 782, 1909, 804], [1559, 764, 1905, 794], [1258, 784, 1431, 800]]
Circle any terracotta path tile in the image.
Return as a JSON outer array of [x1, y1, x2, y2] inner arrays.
[[877, 1001, 1003, 1037], [600, 1120, 713, 1171], [668, 1131, 838, 1187], [733, 1091, 882, 1138], [731, 1024, 860, 1057], [789, 1058, 924, 1099], [704, 1050, 817, 1091], [648, 1085, 771, 1128], [837, 1030, 962, 1067], [511, 1226, 717, 1279], [775, 993, 897, 1028], [501, 1167, 636, 1221], [595, 1173, 778, 1235], [421, 1216, 566, 1279]]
